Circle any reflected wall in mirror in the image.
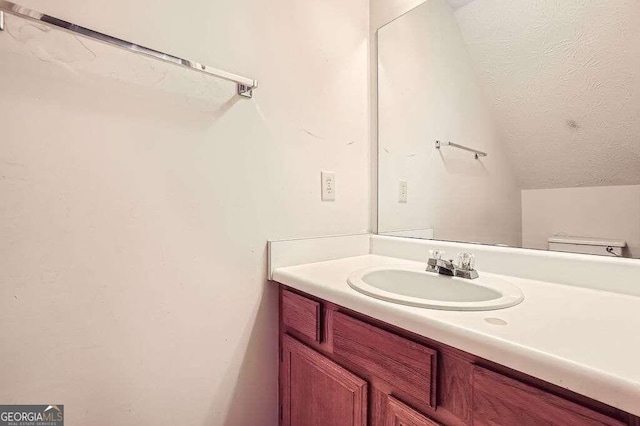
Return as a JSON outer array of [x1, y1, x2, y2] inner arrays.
[[377, 0, 640, 258]]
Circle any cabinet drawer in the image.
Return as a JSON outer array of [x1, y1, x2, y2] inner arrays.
[[282, 290, 322, 342], [333, 312, 437, 410], [472, 365, 625, 426]]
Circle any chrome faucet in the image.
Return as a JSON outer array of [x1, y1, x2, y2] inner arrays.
[[426, 250, 479, 279]]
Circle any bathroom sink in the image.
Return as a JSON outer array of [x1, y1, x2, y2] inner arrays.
[[347, 265, 524, 311]]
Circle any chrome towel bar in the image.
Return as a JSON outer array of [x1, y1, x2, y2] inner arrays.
[[435, 140, 487, 159], [0, 1, 258, 98]]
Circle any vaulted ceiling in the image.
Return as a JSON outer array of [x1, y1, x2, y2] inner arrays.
[[453, 0, 640, 189]]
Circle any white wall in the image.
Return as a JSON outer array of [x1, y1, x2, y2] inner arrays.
[[0, 0, 370, 424], [376, 0, 522, 246], [522, 186, 640, 258]]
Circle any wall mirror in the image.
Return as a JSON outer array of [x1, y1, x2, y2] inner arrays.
[[376, 0, 640, 259]]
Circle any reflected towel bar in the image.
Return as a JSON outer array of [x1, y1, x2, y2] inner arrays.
[[435, 140, 487, 159], [0, 1, 258, 98]]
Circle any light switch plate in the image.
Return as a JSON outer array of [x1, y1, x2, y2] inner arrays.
[[321, 171, 336, 201], [399, 180, 408, 203]]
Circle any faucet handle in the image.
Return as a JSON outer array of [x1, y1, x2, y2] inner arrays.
[[428, 249, 444, 260], [426, 249, 444, 273], [455, 252, 476, 271]]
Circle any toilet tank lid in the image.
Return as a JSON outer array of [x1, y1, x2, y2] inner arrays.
[[548, 235, 627, 247]]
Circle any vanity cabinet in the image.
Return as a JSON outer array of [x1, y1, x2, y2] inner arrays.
[[278, 287, 638, 426]]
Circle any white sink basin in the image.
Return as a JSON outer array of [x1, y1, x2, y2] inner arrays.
[[347, 265, 524, 311]]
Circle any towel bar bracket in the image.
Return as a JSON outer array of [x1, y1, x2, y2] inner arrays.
[[237, 83, 254, 98]]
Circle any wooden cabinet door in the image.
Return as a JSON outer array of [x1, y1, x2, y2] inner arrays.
[[386, 396, 441, 426], [281, 334, 368, 426]]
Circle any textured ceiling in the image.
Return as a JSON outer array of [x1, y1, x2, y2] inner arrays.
[[454, 0, 640, 189]]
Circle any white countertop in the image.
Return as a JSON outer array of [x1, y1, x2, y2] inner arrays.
[[272, 254, 640, 416]]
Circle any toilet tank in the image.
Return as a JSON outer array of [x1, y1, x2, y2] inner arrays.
[[548, 236, 627, 257]]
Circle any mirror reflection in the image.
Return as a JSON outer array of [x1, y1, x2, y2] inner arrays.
[[377, 0, 640, 258]]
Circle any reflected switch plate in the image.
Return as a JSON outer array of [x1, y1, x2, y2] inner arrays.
[[399, 180, 408, 203]]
